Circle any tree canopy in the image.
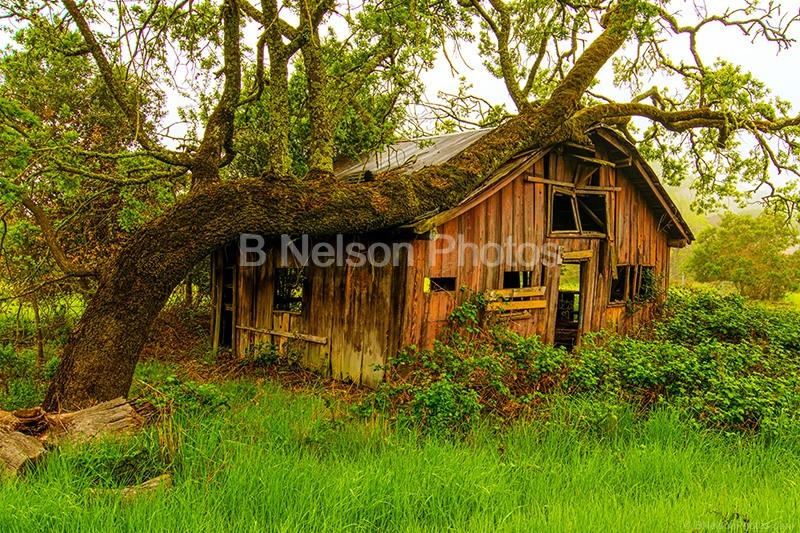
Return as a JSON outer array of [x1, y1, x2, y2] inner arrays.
[[688, 213, 800, 300], [1, 0, 799, 408]]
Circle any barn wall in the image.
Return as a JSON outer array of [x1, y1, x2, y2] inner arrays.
[[233, 237, 408, 387]]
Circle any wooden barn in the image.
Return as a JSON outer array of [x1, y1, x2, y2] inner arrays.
[[210, 125, 694, 387]]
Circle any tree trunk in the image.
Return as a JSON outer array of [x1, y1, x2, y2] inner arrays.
[[184, 276, 193, 309], [42, 16, 631, 411]]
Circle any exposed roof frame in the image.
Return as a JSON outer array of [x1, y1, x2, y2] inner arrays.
[[589, 126, 694, 242]]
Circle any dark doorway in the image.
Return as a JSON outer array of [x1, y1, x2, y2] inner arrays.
[[554, 263, 583, 351], [213, 242, 239, 350]]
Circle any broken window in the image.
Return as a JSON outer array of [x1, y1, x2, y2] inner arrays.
[[427, 276, 456, 292], [551, 190, 579, 232], [274, 267, 305, 313], [609, 265, 656, 304], [503, 271, 534, 289], [576, 193, 608, 234], [609, 266, 629, 303], [635, 266, 656, 299], [550, 187, 609, 236], [585, 170, 601, 187]]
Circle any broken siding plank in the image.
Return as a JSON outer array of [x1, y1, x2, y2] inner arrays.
[[407, 239, 428, 349], [236, 325, 328, 345], [489, 287, 546, 298], [484, 190, 502, 291], [512, 175, 525, 268], [561, 249, 593, 261], [360, 263, 391, 387], [342, 265, 366, 383], [543, 259, 561, 344], [487, 300, 548, 312]]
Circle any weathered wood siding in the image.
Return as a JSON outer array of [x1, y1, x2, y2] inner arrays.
[[233, 238, 408, 387]]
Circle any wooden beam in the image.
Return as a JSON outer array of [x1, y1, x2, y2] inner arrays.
[[574, 164, 598, 187], [571, 154, 616, 167], [236, 325, 328, 345], [487, 299, 548, 312], [489, 286, 546, 298], [526, 177, 621, 192], [576, 185, 621, 192], [526, 175, 572, 187], [561, 249, 593, 261], [612, 157, 633, 168]]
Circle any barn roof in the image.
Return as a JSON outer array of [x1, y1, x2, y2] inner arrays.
[[334, 129, 492, 180], [333, 125, 694, 242]]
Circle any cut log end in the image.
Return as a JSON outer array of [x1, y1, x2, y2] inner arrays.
[[0, 430, 45, 477], [87, 474, 173, 501]]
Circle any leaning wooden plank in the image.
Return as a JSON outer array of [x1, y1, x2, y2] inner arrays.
[[525, 176, 573, 187], [489, 286, 546, 299], [236, 325, 328, 345], [570, 154, 616, 167], [0, 430, 44, 477], [487, 300, 548, 311], [48, 397, 142, 444]]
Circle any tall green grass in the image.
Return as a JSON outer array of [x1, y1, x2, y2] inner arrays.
[[1, 377, 798, 532]]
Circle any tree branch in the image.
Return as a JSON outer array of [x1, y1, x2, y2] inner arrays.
[[19, 196, 95, 278], [60, 0, 189, 167]]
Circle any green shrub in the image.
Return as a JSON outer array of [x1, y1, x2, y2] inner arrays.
[[358, 288, 800, 436], [245, 340, 302, 371], [357, 294, 569, 434], [0, 345, 44, 410], [136, 373, 228, 413]]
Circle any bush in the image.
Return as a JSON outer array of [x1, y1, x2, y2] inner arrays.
[[136, 373, 228, 413], [357, 294, 569, 434], [357, 288, 800, 436], [0, 345, 44, 410], [245, 340, 302, 371]]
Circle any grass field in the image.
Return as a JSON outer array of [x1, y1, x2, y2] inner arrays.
[[1, 365, 798, 532]]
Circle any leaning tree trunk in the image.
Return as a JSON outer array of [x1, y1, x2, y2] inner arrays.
[[42, 15, 630, 411]]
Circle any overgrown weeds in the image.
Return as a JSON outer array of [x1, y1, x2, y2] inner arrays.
[[356, 287, 800, 436]]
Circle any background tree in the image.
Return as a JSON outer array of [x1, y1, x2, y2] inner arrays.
[[687, 213, 800, 300], [0, 0, 798, 409]]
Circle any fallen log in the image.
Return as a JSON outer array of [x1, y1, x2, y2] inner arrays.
[[47, 397, 143, 444], [0, 397, 143, 477], [0, 430, 45, 477], [0, 411, 18, 432]]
